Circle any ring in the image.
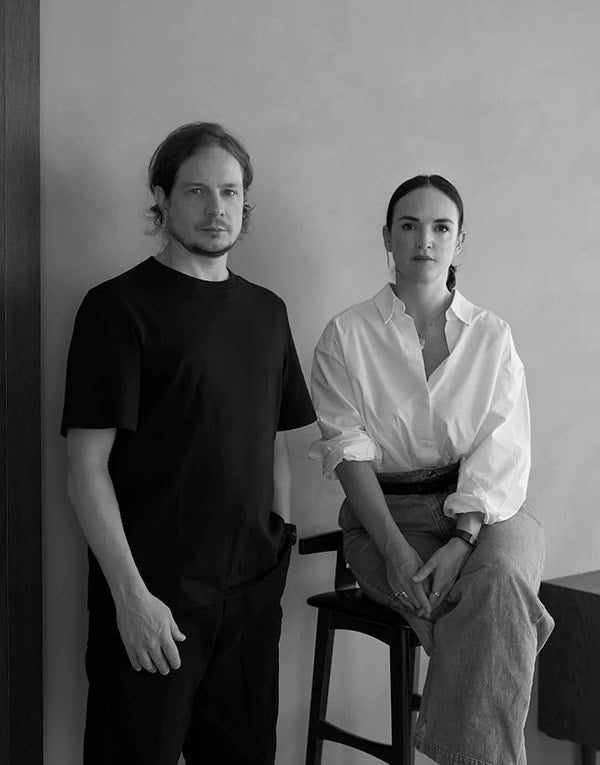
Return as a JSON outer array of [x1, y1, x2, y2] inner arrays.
[[433, 591, 442, 598], [394, 591, 408, 598]]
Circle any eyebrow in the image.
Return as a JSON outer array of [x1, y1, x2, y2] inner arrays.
[[397, 215, 455, 224], [181, 181, 242, 188]]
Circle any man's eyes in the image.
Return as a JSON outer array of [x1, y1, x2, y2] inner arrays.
[[187, 188, 239, 197]]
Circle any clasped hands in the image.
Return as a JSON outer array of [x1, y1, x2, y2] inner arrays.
[[385, 539, 470, 618]]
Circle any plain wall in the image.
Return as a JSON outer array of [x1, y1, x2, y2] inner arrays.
[[41, 1, 600, 763]]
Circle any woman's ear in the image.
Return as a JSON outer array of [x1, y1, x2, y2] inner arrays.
[[382, 224, 391, 252], [455, 229, 466, 254]]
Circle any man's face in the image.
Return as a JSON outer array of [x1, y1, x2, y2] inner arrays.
[[156, 145, 244, 258]]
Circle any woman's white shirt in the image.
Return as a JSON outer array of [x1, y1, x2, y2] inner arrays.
[[309, 285, 530, 524]]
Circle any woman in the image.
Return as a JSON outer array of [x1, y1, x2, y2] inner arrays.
[[309, 175, 554, 765]]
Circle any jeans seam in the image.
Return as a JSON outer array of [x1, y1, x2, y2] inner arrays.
[[426, 493, 451, 539], [533, 607, 550, 628], [415, 733, 494, 765]]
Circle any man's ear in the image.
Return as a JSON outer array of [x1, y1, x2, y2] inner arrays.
[[153, 186, 168, 217]]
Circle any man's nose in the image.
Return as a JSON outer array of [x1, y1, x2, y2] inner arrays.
[[205, 193, 224, 217]]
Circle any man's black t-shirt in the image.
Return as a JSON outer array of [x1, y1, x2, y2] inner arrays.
[[61, 257, 315, 611]]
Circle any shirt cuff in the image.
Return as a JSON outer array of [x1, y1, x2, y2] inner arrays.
[[308, 435, 379, 481], [443, 491, 520, 525]]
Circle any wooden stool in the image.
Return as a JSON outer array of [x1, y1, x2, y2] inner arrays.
[[299, 530, 421, 765], [538, 570, 600, 765]]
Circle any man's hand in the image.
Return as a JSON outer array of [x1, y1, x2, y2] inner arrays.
[[412, 538, 471, 610], [385, 542, 432, 617], [115, 592, 186, 675]]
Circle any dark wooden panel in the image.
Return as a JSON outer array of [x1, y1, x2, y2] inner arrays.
[[0, 0, 8, 760], [539, 575, 600, 752], [0, 0, 42, 763]]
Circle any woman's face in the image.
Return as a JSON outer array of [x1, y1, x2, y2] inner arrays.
[[383, 186, 465, 287]]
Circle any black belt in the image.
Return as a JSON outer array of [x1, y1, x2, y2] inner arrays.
[[377, 464, 459, 495]]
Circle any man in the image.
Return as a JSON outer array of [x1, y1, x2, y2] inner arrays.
[[62, 122, 315, 764]]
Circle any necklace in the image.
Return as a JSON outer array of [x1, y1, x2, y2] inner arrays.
[[416, 300, 450, 350]]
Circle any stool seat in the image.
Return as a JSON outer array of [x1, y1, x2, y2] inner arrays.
[[307, 589, 419, 637]]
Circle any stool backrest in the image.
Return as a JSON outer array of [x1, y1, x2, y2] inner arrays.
[[298, 530, 358, 592]]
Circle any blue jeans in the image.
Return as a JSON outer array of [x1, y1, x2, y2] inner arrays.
[[340, 465, 554, 765]]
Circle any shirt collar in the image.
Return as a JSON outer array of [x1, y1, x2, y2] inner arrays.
[[447, 289, 473, 325], [374, 284, 473, 326]]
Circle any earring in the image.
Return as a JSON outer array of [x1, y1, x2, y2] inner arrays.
[[386, 249, 395, 274]]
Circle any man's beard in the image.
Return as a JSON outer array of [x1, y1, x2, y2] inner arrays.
[[170, 228, 240, 259]]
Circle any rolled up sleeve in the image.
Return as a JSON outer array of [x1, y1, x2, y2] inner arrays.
[[443, 331, 530, 524], [308, 323, 380, 480]]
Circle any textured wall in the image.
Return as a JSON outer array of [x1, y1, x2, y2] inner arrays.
[[41, 1, 600, 762]]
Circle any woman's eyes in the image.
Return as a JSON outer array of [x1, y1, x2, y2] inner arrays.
[[399, 223, 450, 233]]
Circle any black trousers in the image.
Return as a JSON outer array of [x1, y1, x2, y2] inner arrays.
[[83, 531, 293, 765]]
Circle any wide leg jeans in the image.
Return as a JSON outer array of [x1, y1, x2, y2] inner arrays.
[[341, 469, 555, 765]]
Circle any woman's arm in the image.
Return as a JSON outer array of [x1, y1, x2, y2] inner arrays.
[[414, 328, 527, 607], [336, 461, 405, 553], [412, 510, 484, 609], [336, 460, 432, 616], [443, 329, 530, 525], [455, 511, 484, 537]]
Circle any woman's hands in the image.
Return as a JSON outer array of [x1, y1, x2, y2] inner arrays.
[[412, 538, 471, 611], [385, 541, 432, 617]]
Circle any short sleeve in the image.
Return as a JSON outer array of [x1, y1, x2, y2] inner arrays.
[[308, 320, 380, 480], [277, 311, 316, 431], [60, 289, 141, 436]]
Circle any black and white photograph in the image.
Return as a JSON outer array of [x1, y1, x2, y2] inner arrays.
[[1, 1, 599, 764]]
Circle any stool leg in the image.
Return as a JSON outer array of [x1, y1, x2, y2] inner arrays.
[[305, 609, 335, 765], [581, 747, 597, 765], [408, 647, 419, 765], [390, 631, 414, 765]]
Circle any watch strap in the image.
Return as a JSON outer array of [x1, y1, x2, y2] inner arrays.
[[450, 529, 479, 550]]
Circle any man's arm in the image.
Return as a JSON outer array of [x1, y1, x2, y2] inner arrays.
[[272, 431, 291, 522], [66, 428, 185, 674]]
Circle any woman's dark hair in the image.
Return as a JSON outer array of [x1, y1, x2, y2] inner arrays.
[[147, 122, 254, 234], [385, 174, 464, 290]]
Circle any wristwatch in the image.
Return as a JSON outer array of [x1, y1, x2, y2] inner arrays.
[[450, 529, 479, 551]]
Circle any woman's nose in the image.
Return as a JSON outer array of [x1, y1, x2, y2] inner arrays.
[[417, 232, 432, 250]]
